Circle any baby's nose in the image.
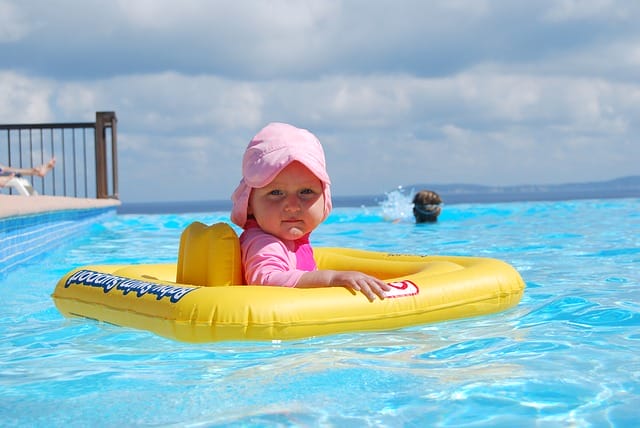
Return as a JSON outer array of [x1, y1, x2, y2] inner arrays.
[[284, 195, 301, 211]]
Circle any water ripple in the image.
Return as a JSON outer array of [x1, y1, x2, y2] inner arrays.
[[2, 198, 639, 426]]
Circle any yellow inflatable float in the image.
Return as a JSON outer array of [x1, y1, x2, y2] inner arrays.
[[52, 222, 525, 342]]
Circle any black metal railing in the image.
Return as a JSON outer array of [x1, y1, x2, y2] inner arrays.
[[0, 111, 118, 199]]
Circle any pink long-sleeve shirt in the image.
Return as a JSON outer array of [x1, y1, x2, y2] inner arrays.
[[239, 219, 317, 286]]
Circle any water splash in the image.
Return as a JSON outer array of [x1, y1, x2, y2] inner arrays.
[[379, 186, 415, 223]]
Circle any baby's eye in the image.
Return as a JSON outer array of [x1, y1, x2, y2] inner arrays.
[[268, 189, 284, 196], [299, 188, 319, 199]]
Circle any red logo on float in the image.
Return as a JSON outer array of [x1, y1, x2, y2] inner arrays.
[[384, 280, 419, 298]]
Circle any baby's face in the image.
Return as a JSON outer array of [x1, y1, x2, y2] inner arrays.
[[248, 161, 325, 241]]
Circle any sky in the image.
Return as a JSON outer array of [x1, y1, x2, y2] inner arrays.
[[1, 0, 639, 203]]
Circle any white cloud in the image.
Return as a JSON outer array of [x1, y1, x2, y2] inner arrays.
[[0, 0, 32, 42], [1, 0, 638, 202], [55, 84, 99, 119], [544, 0, 625, 21], [0, 71, 53, 122]]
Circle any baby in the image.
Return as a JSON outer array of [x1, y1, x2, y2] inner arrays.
[[231, 122, 390, 301]]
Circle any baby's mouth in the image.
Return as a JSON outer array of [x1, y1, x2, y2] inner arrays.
[[283, 218, 302, 224]]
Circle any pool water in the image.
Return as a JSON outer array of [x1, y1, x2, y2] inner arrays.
[[1, 197, 638, 427]]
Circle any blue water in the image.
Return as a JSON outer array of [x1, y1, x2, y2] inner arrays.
[[1, 196, 639, 427]]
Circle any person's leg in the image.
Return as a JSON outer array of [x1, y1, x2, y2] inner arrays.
[[2, 157, 56, 177], [34, 157, 56, 177]]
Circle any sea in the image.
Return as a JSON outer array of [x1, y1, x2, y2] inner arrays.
[[117, 184, 640, 214]]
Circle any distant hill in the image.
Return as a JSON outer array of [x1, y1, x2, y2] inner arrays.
[[119, 176, 640, 214], [403, 175, 640, 204]]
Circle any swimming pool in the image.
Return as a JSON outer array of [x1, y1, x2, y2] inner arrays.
[[1, 197, 638, 427]]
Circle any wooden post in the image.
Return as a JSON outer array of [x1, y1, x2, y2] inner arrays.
[[109, 113, 119, 199], [94, 111, 118, 199]]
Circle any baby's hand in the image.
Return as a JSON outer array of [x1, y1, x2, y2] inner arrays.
[[330, 271, 392, 302]]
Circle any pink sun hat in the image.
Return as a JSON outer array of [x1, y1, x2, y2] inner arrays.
[[231, 122, 333, 228]]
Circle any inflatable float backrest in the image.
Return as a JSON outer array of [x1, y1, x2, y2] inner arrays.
[[176, 222, 243, 286]]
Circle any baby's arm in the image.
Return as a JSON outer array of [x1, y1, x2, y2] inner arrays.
[[296, 270, 392, 302]]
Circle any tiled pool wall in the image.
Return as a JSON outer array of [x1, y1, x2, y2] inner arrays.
[[0, 207, 117, 277]]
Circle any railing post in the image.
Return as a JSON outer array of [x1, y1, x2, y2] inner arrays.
[[94, 111, 118, 199], [110, 114, 119, 199]]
